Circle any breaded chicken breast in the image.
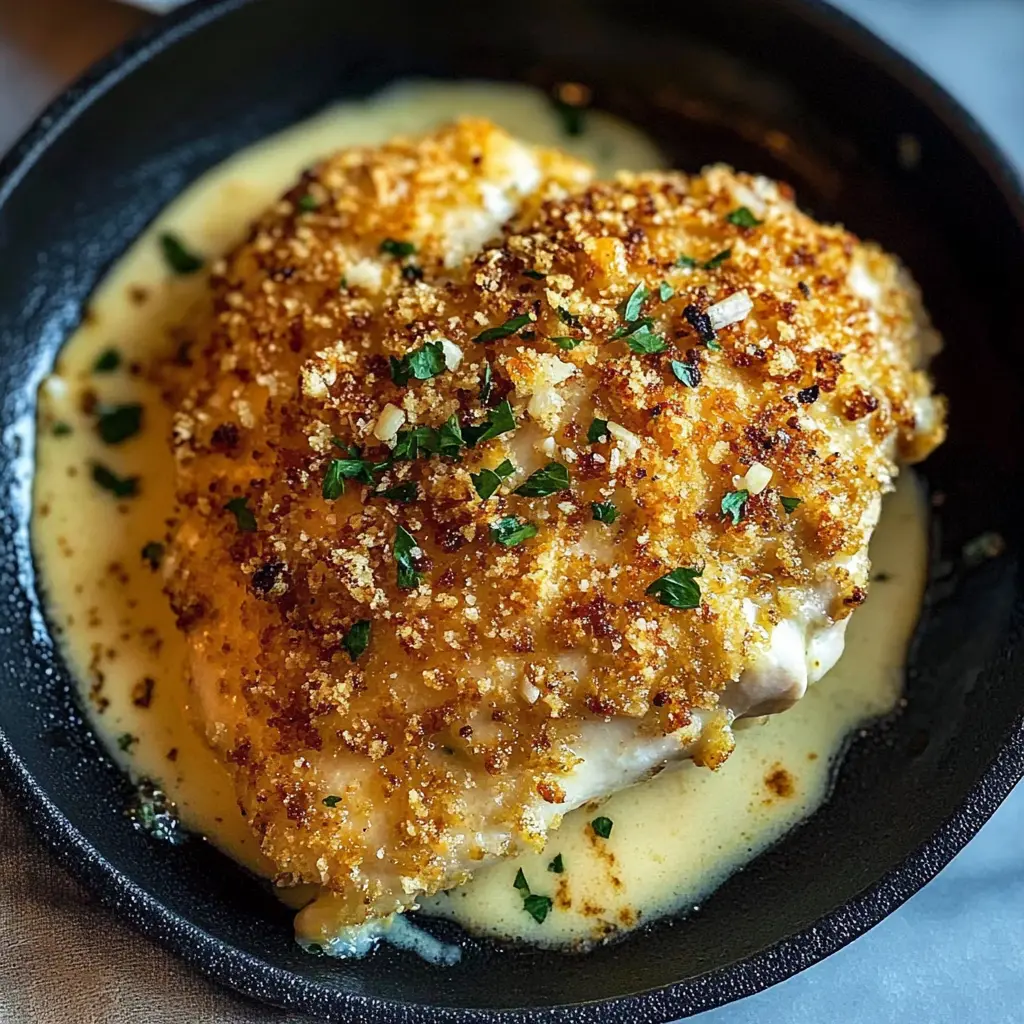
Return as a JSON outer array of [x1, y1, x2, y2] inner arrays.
[[166, 119, 945, 928]]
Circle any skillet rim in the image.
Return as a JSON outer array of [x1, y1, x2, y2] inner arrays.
[[1, 0, 1023, 1020]]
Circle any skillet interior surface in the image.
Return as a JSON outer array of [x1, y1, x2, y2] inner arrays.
[[1, 0, 1023, 1020]]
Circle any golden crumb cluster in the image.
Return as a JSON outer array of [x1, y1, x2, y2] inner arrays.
[[165, 119, 944, 924]]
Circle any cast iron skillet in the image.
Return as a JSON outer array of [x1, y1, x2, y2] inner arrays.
[[1, 0, 1023, 1020]]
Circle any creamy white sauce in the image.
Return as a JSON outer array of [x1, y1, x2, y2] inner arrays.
[[31, 80, 929, 958]]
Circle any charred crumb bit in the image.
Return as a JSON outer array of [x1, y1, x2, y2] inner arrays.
[[798, 280, 812, 298], [132, 677, 156, 708], [843, 586, 867, 606], [128, 285, 150, 306], [251, 560, 287, 597], [682, 303, 718, 349], [141, 541, 165, 570], [764, 765, 794, 798], [797, 384, 819, 404], [211, 422, 241, 451]]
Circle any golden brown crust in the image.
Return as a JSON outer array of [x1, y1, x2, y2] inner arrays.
[[165, 120, 944, 923]]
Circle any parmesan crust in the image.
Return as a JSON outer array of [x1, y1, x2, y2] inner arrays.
[[165, 119, 945, 925]]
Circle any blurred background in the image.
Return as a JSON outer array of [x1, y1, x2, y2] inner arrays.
[[1, 1, 1022, 1022]]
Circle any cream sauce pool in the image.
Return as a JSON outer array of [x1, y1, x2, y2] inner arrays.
[[31, 80, 929, 957]]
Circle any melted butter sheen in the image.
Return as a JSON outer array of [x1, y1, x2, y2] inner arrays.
[[32, 79, 928, 956]]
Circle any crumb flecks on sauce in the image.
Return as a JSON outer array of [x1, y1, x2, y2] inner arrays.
[[32, 81, 930, 955]]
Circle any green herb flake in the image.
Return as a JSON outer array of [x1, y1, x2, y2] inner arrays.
[[373, 481, 419, 503], [464, 400, 516, 447], [658, 281, 675, 302], [380, 238, 416, 258], [159, 232, 204, 275], [609, 316, 653, 341], [93, 348, 121, 373], [91, 462, 139, 499], [117, 732, 138, 752], [721, 488, 749, 525], [490, 516, 538, 548], [523, 269, 546, 280], [514, 868, 530, 893], [781, 495, 803, 514], [390, 341, 447, 385], [474, 314, 533, 344], [622, 282, 649, 322], [726, 206, 763, 228], [670, 360, 700, 387], [51, 421, 73, 437], [342, 620, 371, 662], [322, 460, 346, 501], [552, 96, 586, 137], [591, 501, 619, 524], [703, 248, 732, 270], [587, 418, 609, 444], [676, 254, 698, 269], [515, 462, 570, 498], [523, 893, 554, 924], [548, 854, 564, 874], [626, 328, 667, 355], [479, 363, 494, 404], [297, 194, 319, 212], [96, 403, 143, 445], [552, 336, 582, 351], [322, 795, 342, 808], [591, 816, 613, 839], [394, 524, 423, 589], [225, 496, 257, 533], [437, 415, 465, 459], [471, 458, 515, 501], [646, 566, 703, 610], [141, 541, 165, 570]]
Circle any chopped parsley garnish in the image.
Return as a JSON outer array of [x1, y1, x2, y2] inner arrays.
[[610, 316, 654, 341], [702, 248, 732, 270], [474, 314, 533, 344], [117, 732, 138, 752], [96, 403, 143, 445], [670, 360, 700, 387], [552, 95, 586, 137], [587, 417, 609, 443], [129, 779, 186, 845], [91, 462, 139, 498], [297, 194, 319, 212], [437, 415, 465, 459], [781, 495, 803, 514], [342, 620, 371, 662], [523, 269, 546, 280], [141, 541, 165, 570], [557, 306, 582, 329], [683, 303, 720, 350], [552, 336, 582, 350], [322, 460, 347, 500], [721, 489, 749, 525], [626, 327, 667, 354], [93, 347, 121, 373], [479, 362, 494, 404], [490, 516, 538, 548], [51, 421, 72, 437], [514, 868, 530, 893], [591, 502, 619, 524], [471, 458, 515, 500], [373, 481, 419, 503], [676, 254, 698, 269], [523, 894, 554, 924], [515, 462, 569, 497], [394, 524, 423, 589], [548, 854, 564, 874], [159, 232, 204, 275], [646, 566, 702, 609], [463, 399, 516, 447], [622, 282, 649, 322], [380, 238, 416, 258], [224, 496, 257, 532], [726, 206, 763, 228], [322, 795, 342, 808], [591, 816, 613, 839], [658, 281, 675, 302], [390, 341, 446, 385]]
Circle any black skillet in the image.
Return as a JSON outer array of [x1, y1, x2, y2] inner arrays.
[[1, 0, 1023, 1020]]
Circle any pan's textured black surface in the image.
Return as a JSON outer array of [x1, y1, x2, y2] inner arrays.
[[1, 0, 1023, 1021]]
